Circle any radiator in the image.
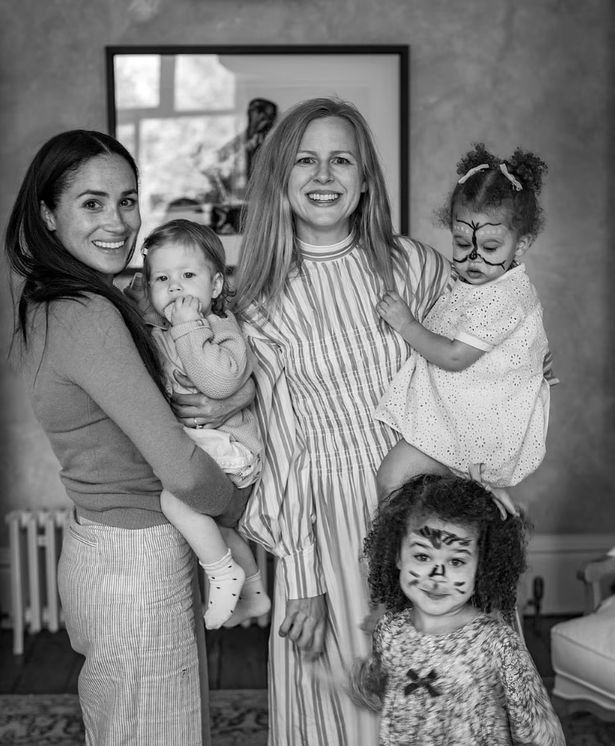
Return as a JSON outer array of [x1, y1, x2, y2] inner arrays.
[[5, 508, 272, 655], [5, 508, 72, 655]]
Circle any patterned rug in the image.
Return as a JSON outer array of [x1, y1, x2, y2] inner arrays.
[[0, 691, 614, 745], [0, 691, 268, 745]]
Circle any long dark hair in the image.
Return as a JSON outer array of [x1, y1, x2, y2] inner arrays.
[[5, 129, 163, 389]]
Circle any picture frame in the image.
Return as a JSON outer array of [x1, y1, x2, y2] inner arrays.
[[106, 45, 409, 269]]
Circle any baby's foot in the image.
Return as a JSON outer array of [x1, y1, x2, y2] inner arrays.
[[223, 571, 271, 628], [201, 550, 246, 630]]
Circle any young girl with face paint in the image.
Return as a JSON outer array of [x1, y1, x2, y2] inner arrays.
[[375, 144, 552, 500], [350, 474, 565, 745]]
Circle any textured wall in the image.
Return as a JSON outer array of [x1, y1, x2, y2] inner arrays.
[[1, 0, 613, 540]]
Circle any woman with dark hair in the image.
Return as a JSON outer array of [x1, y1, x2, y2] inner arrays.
[[5, 129, 245, 745]]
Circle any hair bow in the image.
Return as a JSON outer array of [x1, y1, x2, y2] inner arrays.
[[457, 163, 489, 184], [499, 163, 523, 191]]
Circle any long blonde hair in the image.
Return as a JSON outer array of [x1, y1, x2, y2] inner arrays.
[[233, 97, 404, 316]]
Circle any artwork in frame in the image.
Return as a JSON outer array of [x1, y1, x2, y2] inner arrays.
[[106, 45, 409, 269]]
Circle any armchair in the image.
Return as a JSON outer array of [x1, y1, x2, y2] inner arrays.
[[550, 554, 615, 721]]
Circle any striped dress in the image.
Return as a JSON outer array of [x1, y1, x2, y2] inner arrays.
[[239, 236, 450, 746]]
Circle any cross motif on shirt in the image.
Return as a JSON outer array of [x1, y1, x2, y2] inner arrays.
[[404, 668, 442, 698]]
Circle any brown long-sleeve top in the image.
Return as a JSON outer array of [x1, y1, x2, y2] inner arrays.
[[150, 311, 262, 459], [18, 294, 234, 528]]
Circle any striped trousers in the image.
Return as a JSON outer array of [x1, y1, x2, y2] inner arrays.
[[58, 515, 206, 745]]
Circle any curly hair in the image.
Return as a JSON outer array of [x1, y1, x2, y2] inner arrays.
[[142, 218, 234, 317], [436, 143, 548, 238], [364, 474, 531, 624]]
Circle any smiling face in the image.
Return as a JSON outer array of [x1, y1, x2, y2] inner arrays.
[[287, 116, 366, 245], [452, 206, 531, 286], [146, 241, 223, 319], [397, 517, 479, 630], [40, 154, 140, 282]]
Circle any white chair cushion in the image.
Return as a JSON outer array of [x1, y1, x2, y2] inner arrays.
[[551, 597, 615, 699]]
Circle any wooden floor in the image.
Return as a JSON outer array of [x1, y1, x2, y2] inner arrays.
[[0, 615, 568, 694], [0, 624, 270, 694]]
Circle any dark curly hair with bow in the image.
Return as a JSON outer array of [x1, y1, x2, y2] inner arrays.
[[364, 474, 531, 624], [437, 143, 548, 238]]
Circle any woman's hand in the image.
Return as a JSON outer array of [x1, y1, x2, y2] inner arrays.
[[376, 291, 416, 337], [279, 594, 327, 661], [170, 373, 255, 429]]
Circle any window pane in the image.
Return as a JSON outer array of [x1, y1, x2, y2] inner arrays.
[[175, 55, 236, 111], [114, 55, 160, 109]]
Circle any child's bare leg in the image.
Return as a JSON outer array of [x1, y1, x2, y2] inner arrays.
[[221, 526, 258, 575], [219, 526, 271, 628], [161, 489, 227, 562], [160, 489, 245, 629], [376, 440, 449, 501]]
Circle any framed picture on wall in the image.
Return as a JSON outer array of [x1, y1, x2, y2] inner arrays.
[[106, 45, 409, 268]]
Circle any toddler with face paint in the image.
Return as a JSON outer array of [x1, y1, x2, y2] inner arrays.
[[350, 474, 565, 745], [375, 144, 551, 500]]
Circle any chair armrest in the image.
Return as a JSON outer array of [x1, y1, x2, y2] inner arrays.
[[578, 555, 615, 613]]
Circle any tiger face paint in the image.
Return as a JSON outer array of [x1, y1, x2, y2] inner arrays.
[[451, 207, 530, 286], [397, 518, 479, 621]]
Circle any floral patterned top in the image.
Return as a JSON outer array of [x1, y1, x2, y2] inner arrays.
[[372, 610, 565, 746]]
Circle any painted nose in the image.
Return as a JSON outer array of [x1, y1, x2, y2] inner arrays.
[[469, 247, 479, 261], [429, 564, 445, 578]]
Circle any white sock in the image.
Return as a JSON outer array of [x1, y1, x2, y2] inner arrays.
[[201, 550, 245, 630], [223, 571, 271, 628]]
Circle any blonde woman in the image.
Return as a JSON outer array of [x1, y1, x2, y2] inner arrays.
[[233, 98, 449, 746]]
